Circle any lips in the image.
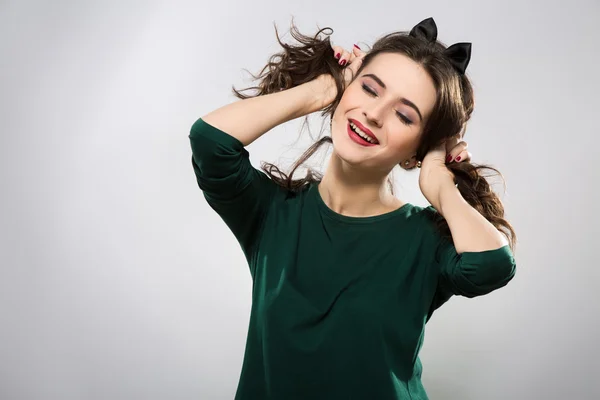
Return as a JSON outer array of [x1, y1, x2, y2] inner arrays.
[[348, 119, 378, 142]]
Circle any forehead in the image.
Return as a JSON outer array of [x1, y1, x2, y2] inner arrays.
[[362, 53, 437, 115]]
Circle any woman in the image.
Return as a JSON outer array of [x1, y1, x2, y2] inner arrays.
[[189, 17, 517, 400]]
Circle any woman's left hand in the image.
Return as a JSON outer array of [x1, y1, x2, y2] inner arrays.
[[418, 135, 471, 210]]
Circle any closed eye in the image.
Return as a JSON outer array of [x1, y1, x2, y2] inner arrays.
[[361, 83, 413, 126]]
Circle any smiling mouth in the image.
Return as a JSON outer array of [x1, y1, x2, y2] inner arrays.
[[347, 122, 379, 146]]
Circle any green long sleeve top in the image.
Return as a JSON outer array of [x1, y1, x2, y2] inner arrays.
[[189, 117, 516, 400]]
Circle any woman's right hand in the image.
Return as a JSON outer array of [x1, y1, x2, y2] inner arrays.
[[333, 43, 367, 86], [315, 43, 367, 108]]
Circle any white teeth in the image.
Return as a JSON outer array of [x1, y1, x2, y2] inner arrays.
[[350, 122, 377, 144]]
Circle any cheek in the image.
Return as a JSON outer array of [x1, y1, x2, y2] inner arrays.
[[386, 130, 420, 154], [336, 86, 362, 111], [332, 96, 354, 128]]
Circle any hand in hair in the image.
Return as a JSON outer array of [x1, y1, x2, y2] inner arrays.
[[419, 135, 471, 212], [331, 43, 367, 86], [317, 43, 367, 108], [444, 135, 471, 164]]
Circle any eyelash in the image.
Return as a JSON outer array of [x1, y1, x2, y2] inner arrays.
[[361, 84, 413, 126]]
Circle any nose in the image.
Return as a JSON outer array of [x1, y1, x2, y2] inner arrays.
[[363, 103, 385, 128]]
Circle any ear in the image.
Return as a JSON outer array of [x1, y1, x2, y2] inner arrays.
[[400, 155, 418, 170]]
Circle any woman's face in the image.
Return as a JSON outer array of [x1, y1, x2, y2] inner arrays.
[[331, 53, 437, 174]]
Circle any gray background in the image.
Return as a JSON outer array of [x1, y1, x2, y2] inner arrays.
[[1, 0, 599, 399]]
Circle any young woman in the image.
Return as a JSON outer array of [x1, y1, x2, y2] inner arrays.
[[189, 17, 517, 400]]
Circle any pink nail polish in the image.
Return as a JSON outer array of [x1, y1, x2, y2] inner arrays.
[[335, 53, 341, 59]]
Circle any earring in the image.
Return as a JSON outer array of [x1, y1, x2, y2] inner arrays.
[[416, 161, 422, 168], [404, 160, 410, 166]]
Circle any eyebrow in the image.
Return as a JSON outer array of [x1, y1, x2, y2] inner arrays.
[[362, 73, 423, 122]]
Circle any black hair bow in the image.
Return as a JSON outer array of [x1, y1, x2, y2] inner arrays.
[[409, 17, 472, 75]]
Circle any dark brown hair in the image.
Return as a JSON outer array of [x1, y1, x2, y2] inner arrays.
[[231, 18, 516, 251]]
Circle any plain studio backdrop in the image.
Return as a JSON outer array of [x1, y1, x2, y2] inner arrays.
[[1, 0, 599, 399]]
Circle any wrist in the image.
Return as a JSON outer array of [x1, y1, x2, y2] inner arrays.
[[436, 180, 464, 217], [306, 74, 337, 112]]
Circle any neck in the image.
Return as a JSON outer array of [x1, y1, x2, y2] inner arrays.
[[318, 152, 403, 218]]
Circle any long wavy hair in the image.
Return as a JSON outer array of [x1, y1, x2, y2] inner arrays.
[[231, 18, 516, 251]]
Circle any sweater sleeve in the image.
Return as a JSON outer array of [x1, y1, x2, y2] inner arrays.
[[422, 206, 516, 298], [188, 117, 278, 267], [435, 239, 516, 298]]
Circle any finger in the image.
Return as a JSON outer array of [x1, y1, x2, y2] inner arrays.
[[347, 51, 357, 64], [343, 46, 365, 81], [331, 45, 344, 60], [352, 44, 366, 59], [455, 150, 472, 163], [444, 136, 461, 162], [447, 140, 468, 163], [453, 149, 471, 163], [444, 135, 460, 152], [338, 49, 352, 66], [348, 45, 365, 68]]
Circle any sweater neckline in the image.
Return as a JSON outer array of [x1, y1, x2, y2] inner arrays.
[[309, 182, 413, 225]]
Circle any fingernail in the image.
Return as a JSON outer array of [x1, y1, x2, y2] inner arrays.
[[335, 52, 341, 59], [340, 59, 346, 66], [446, 155, 452, 162], [456, 156, 461, 162], [353, 44, 361, 50]]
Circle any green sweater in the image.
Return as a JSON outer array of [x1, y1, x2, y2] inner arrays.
[[189, 117, 516, 399]]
